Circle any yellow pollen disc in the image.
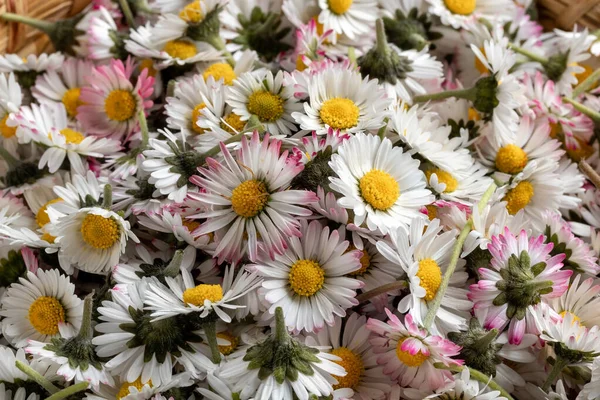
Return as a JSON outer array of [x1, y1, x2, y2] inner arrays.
[[182, 284, 224, 305], [220, 113, 246, 133], [443, 0, 476, 15], [36, 198, 62, 228], [163, 40, 198, 60], [61, 87, 83, 118], [247, 90, 285, 123], [179, 0, 203, 23], [231, 179, 269, 218], [426, 204, 438, 221], [425, 169, 458, 193], [468, 107, 481, 121], [28, 296, 65, 335], [347, 246, 371, 276], [191, 103, 206, 134], [182, 218, 200, 232], [416, 258, 442, 301], [104, 89, 136, 122], [116, 377, 152, 399], [59, 128, 85, 144], [495, 144, 528, 174], [203, 63, 237, 85], [288, 259, 325, 297], [574, 64, 598, 89], [320, 98, 360, 130], [328, 0, 353, 14], [566, 138, 594, 162], [41, 232, 56, 243], [296, 55, 308, 72], [80, 214, 120, 249], [217, 331, 239, 355], [559, 311, 582, 325], [331, 347, 364, 390], [549, 122, 561, 138], [474, 47, 488, 74], [503, 181, 534, 215], [359, 169, 400, 211], [0, 114, 17, 138], [139, 59, 157, 77], [395, 338, 429, 367]]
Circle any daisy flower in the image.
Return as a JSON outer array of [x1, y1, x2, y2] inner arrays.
[[0, 53, 64, 89], [137, 209, 214, 249], [366, 309, 462, 391], [329, 132, 433, 235], [580, 358, 600, 400], [227, 70, 301, 136], [0, 346, 60, 399], [0, 72, 23, 155], [189, 131, 317, 263], [78, 58, 154, 140], [31, 57, 94, 121], [250, 219, 363, 333], [293, 65, 391, 135], [316, 0, 377, 41], [546, 274, 600, 328], [0, 269, 82, 348], [82, 6, 127, 62], [86, 373, 194, 400], [469, 229, 572, 345], [377, 217, 471, 335], [427, 0, 515, 30], [424, 160, 493, 206]]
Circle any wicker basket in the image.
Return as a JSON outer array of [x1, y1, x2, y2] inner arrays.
[[0, 0, 90, 56], [537, 0, 600, 31]]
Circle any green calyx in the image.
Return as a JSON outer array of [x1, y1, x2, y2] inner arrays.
[[165, 144, 203, 188], [4, 162, 47, 188], [472, 75, 499, 114], [544, 52, 569, 83], [108, 30, 130, 61], [232, 7, 292, 62], [0, 250, 27, 287], [544, 226, 579, 272], [290, 146, 334, 193], [15, 71, 41, 90], [358, 19, 414, 85], [185, 5, 223, 42], [492, 250, 553, 319], [243, 308, 321, 384], [126, 176, 156, 201], [135, 250, 184, 283], [448, 318, 502, 377], [448, 118, 480, 141], [553, 341, 600, 364], [383, 8, 441, 51]]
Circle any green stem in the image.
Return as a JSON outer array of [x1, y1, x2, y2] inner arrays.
[[45, 382, 89, 400], [138, 109, 149, 150], [579, 160, 600, 189], [204, 320, 222, 364], [117, 0, 136, 28], [466, 367, 515, 400], [0, 146, 20, 168], [413, 87, 476, 103], [355, 280, 407, 304], [77, 293, 94, 340], [473, 328, 498, 352], [15, 360, 59, 394], [564, 97, 600, 122], [162, 249, 184, 277], [377, 117, 389, 140], [423, 183, 497, 330], [274, 307, 290, 344], [542, 357, 569, 392], [0, 12, 55, 34], [572, 67, 600, 97], [102, 184, 113, 209], [205, 36, 235, 67], [375, 19, 389, 55], [509, 44, 549, 64]]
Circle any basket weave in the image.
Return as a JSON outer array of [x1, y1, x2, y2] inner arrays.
[[538, 0, 600, 31], [0, 0, 90, 56]]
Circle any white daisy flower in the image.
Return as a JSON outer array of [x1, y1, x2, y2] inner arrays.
[[83, 7, 125, 62], [580, 358, 600, 400], [329, 132, 433, 235], [227, 70, 301, 136], [425, 160, 493, 206], [0, 72, 23, 155], [137, 209, 214, 250], [546, 274, 600, 328], [0, 269, 82, 348], [317, 0, 377, 41], [427, 0, 515, 30], [0, 53, 64, 74], [86, 373, 193, 400], [0, 346, 60, 400]]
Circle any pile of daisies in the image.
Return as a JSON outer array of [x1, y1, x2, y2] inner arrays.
[[3, 0, 600, 399]]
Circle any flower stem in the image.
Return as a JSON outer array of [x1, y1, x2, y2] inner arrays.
[[542, 357, 569, 392], [509, 44, 549, 64], [204, 320, 222, 364], [15, 360, 59, 394], [423, 183, 496, 330], [572, 67, 600, 97], [77, 293, 94, 340], [0, 146, 20, 168], [435, 364, 514, 400], [375, 19, 389, 55], [355, 280, 407, 304], [563, 97, 600, 122], [162, 249, 184, 277], [117, 0, 136, 28], [413, 87, 476, 104], [45, 382, 89, 400], [377, 117, 389, 140], [579, 160, 600, 189], [274, 307, 290, 344], [473, 328, 498, 352], [0, 13, 55, 34], [138, 109, 149, 150], [102, 184, 113, 209], [205, 35, 235, 67]]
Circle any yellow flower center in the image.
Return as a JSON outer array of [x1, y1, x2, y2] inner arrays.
[[231, 179, 269, 218], [36, 198, 62, 228], [220, 113, 246, 133], [474, 47, 488, 74], [574, 64, 598, 89], [549, 122, 561, 138], [191, 103, 206, 134], [116, 377, 152, 399], [426, 204, 438, 221], [566, 138, 594, 162], [426, 169, 458, 193], [59, 128, 85, 144], [347, 246, 371, 276], [289, 259, 325, 297], [139, 59, 157, 77], [80, 213, 120, 249], [468, 107, 481, 121], [503, 181, 534, 215], [359, 169, 400, 211], [495, 144, 528, 174], [443, 0, 476, 15], [182, 284, 224, 305], [182, 218, 200, 232], [104, 89, 136, 122], [395, 338, 429, 367], [416, 258, 442, 301], [28, 296, 65, 335], [61, 87, 83, 118], [296, 55, 308, 72], [559, 311, 582, 325], [328, 0, 353, 14], [163, 40, 197, 60], [179, 0, 203, 23], [217, 331, 239, 355], [320, 98, 360, 130], [247, 90, 285, 123], [331, 347, 364, 390], [203, 63, 237, 85], [41, 232, 56, 243], [0, 114, 16, 138]]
